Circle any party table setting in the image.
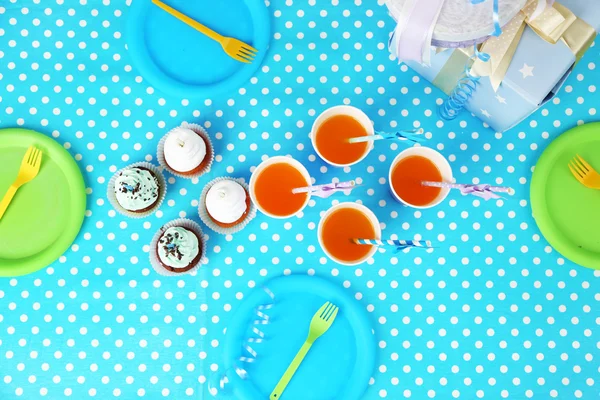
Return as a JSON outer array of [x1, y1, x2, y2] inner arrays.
[[0, 0, 599, 399]]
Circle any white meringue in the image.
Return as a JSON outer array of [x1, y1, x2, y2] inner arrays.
[[163, 127, 206, 172], [206, 180, 248, 224]]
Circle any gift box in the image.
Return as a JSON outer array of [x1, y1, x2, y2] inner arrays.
[[397, 0, 600, 132]]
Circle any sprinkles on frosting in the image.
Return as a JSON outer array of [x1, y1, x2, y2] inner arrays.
[[114, 167, 159, 211], [156, 226, 200, 270], [159, 231, 184, 261]]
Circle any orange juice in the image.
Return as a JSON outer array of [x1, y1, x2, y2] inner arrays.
[[253, 162, 309, 217], [320, 206, 376, 263], [315, 115, 369, 165], [391, 155, 442, 207]]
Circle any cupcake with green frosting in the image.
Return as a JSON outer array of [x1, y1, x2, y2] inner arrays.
[[108, 161, 166, 218], [150, 218, 206, 276]]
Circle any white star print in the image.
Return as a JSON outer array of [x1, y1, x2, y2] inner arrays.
[[519, 63, 534, 78], [481, 109, 492, 118], [495, 94, 507, 104]]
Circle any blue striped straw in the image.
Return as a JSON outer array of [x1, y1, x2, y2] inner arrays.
[[348, 128, 425, 144], [353, 238, 434, 251]]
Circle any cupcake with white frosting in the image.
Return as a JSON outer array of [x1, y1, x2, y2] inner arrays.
[[149, 218, 206, 276], [157, 122, 214, 179], [198, 177, 257, 235], [107, 161, 166, 218]]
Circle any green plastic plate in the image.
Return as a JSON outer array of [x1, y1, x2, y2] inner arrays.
[[531, 122, 600, 270], [0, 128, 86, 277]]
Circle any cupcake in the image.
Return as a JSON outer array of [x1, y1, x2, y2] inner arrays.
[[107, 162, 166, 218], [199, 177, 257, 234], [157, 122, 214, 179], [149, 218, 206, 276]]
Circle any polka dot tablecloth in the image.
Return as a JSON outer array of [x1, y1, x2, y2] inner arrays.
[[0, 0, 599, 399]]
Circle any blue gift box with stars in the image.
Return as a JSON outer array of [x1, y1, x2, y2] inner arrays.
[[403, 0, 600, 133]]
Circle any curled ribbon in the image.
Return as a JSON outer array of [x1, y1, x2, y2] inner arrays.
[[238, 287, 276, 365], [209, 287, 277, 398], [439, 45, 490, 120], [438, 0, 503, 119]]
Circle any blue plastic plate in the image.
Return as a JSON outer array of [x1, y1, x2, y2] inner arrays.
[[222, 275, 376, 400], [127, 0, 270, 97]]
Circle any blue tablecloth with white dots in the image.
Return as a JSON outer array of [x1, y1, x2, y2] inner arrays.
[[0, 1, 599, 399]]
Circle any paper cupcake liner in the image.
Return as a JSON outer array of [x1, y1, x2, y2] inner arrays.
[[107, 161, 167, 219], [198, 177, 257, 235], [149, 218, 207, 277], [157, 121, 215, 180]]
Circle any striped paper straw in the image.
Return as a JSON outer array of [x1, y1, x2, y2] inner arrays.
[[348, 128, 425, 144], [353, 238, 433, 249], [292, 180, 356, 195], [421, 181, 514, 194]]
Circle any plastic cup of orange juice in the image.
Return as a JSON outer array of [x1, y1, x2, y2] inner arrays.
[[388, 147, 453, 209], [318, 202, 381, 266], [249, 156, 312, 219], [311, 105, 375, 167]]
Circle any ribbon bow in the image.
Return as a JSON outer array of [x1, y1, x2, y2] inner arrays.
[[472, 0, 597, 91]]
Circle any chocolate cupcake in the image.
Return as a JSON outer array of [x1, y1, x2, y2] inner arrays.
[[156, 226, 201, 273], [149, 218, 206, 276], [107, 162, 166, 218]]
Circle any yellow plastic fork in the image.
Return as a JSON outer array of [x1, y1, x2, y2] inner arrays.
[[270, 301, 340, 400], [569, 154, 600, 189], [152, 0, 258, 64], [0, 146, 43, 220]]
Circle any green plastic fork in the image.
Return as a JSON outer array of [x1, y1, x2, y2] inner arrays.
[[270, 301, 340, 400]]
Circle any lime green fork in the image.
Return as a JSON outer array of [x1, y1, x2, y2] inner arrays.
[[0, 146, 43, 220], [569, 154, 600, 189], [270, 301, 340, 400]]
